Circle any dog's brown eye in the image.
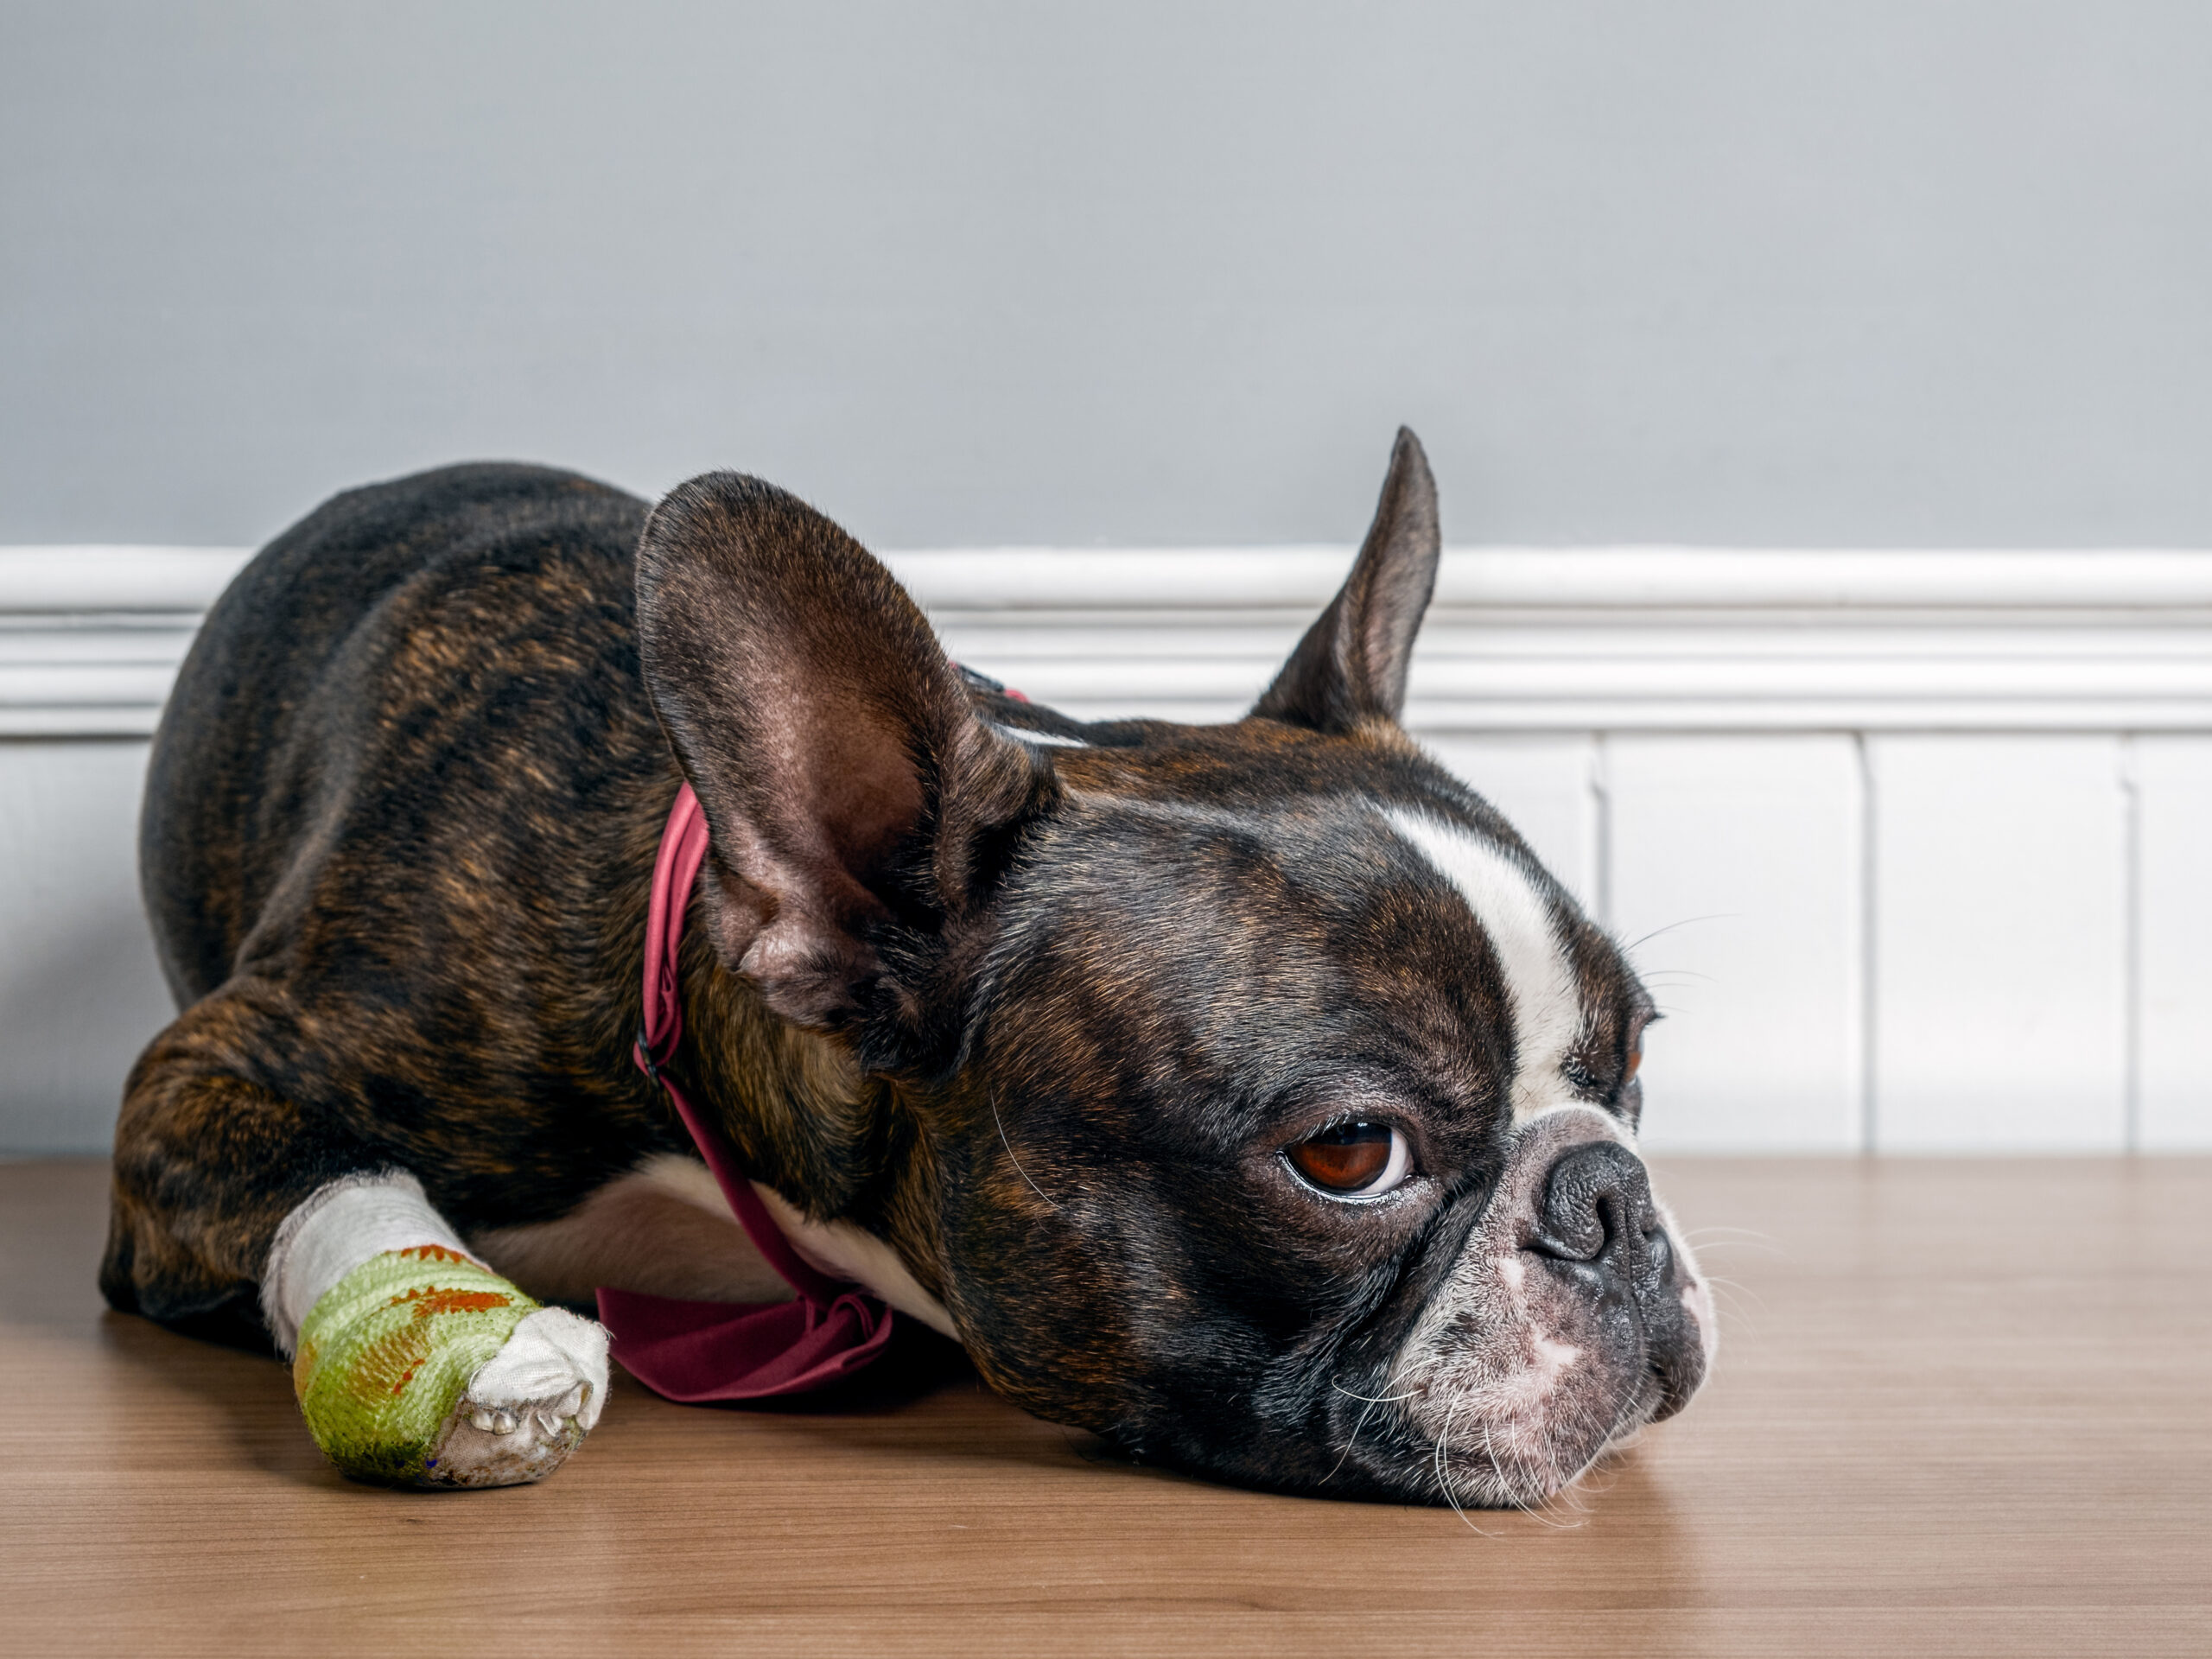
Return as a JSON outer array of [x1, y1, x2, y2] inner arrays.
[[1624, 1041, 1642, 1084], [1287, 1122, 1410, 1198]]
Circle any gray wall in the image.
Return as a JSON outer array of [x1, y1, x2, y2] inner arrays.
[[6, 1, 2212, 550]]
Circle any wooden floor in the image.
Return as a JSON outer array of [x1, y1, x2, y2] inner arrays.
[[4, 1159, 2209, 1658]]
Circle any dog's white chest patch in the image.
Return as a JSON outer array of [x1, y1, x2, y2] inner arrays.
[[1384, 808, 1582, 1123], [473, 1155, 958, 1341]]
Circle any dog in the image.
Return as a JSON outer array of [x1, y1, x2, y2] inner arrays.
[[101, 429, 1713, 1503]]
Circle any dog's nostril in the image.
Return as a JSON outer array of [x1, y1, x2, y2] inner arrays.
[[1529, 1141, 1656, 1268]]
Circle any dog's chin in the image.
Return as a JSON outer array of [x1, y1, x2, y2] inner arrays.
[[1395, 1346, 1681, 1509], [1310, 1330, 1696, 1510], [1341, 1240, 1715, 1509]]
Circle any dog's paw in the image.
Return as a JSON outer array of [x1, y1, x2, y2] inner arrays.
[[421, 1306, 608, 1488], [292, 1247, 607, 1489]]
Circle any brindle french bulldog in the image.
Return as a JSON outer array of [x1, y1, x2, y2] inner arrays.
[[102, 429, 1713, 1503]]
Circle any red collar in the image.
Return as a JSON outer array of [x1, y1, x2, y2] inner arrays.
[[594, 782, 896, 1401]]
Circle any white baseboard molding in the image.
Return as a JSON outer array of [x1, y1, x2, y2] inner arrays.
[[5, 545, 2211, 738], [4, 543, 2209, 1155]]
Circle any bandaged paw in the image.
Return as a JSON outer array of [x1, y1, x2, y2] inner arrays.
[[291, 1245, 608, 1488]]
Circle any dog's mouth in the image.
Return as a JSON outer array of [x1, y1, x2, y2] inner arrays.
[[1399, 1382, 1652, 1512], [1333, 1268, 1710, 1509], [1325, 1123, 1715, 1509]]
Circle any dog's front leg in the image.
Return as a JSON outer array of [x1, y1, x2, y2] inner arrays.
[[265, 1171, 609, 1488], [106, 996, 611, 1488]]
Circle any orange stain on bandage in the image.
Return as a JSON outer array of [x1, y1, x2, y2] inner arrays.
[[385, 1285, 513, 1320]]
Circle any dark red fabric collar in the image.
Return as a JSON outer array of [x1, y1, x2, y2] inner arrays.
[[594, 782, 896, 1401]]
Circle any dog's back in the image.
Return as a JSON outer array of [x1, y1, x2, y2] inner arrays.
[[108, 464, 694, 1341], [143, 463, 653, 1006]]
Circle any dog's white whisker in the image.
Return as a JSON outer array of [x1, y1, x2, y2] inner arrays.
[[1323, 1345, 1459, 1487], [1331, 1385, 1422, 1406], [1700, 1274, 1768, 1321], [1435, 1403, 1497, 1535], [989, 1092, 1060, 1213], [1616, 913, 1737, 957], [1676, 1226, 1777, 1251]]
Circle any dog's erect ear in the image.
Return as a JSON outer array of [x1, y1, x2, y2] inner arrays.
[[636, 473, 1056, 1029], [1251, 427, 1440, 734]]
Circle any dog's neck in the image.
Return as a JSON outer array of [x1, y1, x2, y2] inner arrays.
[[663, 919, 951, 1304]]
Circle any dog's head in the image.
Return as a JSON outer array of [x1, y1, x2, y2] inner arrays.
[[635, 431, 1713, 1506]]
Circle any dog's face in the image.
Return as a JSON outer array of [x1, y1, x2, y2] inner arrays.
[[636, 430, 1713, 1506], [932, 741, 1713, 1504]]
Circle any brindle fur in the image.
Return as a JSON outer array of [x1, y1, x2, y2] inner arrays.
[[105, 467, 885, 1333], [106, 435, 1683, 1501]]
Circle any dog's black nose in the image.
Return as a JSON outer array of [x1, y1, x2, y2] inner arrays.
[[1528, 1141, 1663, 1281]]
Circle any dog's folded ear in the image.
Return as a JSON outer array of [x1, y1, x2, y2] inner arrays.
[[1252, 426, 1440, 734], [636, 474, 1057, 1030]]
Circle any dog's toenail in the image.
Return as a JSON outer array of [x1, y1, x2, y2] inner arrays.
[[470, 1408, 496, 1432], [492, 1410, 517, 1434]]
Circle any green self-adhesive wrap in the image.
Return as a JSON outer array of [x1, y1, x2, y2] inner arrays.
[[292, 1245, 538, 1484]]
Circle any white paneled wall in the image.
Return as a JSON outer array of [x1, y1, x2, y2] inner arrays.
[[1869, 738, 2130, 1151], [3, 545, 2210, 1154], [0, 741, 176, 1151], [2138, 739, 2212, 1151]]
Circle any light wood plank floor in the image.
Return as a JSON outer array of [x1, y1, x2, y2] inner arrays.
[[4, 1157, 2208, 1657]]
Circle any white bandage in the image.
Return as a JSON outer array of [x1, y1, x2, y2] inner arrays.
[[260, 1171, 479, 1356]]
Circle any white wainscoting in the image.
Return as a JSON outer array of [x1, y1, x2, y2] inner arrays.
[[3, 545, 2209, 1154]]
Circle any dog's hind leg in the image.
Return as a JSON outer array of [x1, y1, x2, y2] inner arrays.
[[102, 990, 608, 1489]]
